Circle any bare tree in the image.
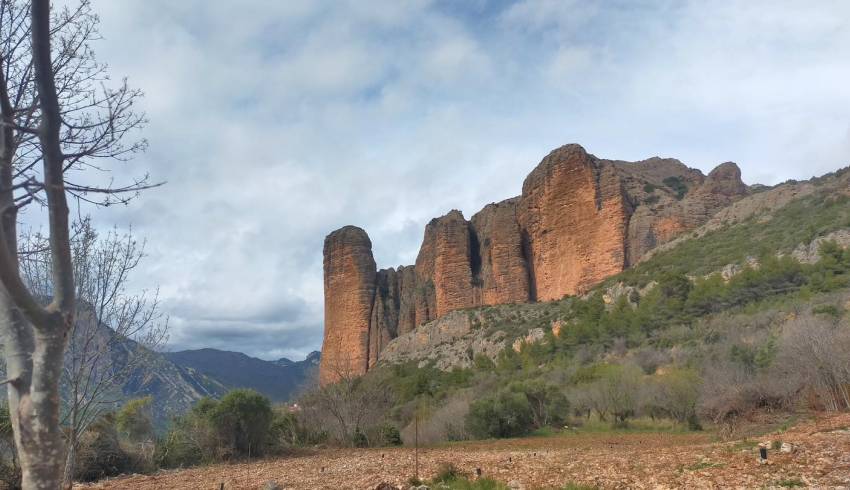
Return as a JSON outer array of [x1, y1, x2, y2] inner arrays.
[[778, 313, 850, 411], [0, 0, 151, 487], [19, 218, 168, 487], [300, 351, 394, 446]]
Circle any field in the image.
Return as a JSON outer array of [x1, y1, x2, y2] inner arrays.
[[76, 413, 850, 490]]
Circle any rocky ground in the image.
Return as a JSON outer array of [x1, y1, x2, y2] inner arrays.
[[76, 413, 850, 489]]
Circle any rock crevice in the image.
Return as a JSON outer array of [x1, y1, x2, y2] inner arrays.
[[320, 144, 748, 383]]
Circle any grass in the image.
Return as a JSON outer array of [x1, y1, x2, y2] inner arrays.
[[568, 416, 688, 435], [684, 461, 724, 471], [428, 462, 598, 490], [727, 439, 759, 452], [775, 477, 805, 488], [559, 484, 598, 490]]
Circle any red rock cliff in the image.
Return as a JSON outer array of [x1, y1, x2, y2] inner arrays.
[[319, 144, 748, 383], [517, 145, 631, 301], [319, 226, 376, 385]]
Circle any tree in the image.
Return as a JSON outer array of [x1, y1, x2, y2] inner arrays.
[[300, 354, 394, 446], [0, 1, 150, 487], [19, 219, 167, 487], [115, 396, 154, 443], [466, 389, 533, 438], [210, 389, 273, 457]]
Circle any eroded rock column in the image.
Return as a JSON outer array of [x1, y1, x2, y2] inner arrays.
[[319, 226, 376, 385]]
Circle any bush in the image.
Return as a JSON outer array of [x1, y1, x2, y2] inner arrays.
[[116, 396, 154, 442], [211, 389, 273, 457], [157, 390, 275, 467], [352, 428, 368, 448], [663, 176, 688, 200], [378, 423, 402, 446], [648, 368, 701, 428], [75, 414, 133, 482], [466, 389, 533, 438], [570, 363, 643, 426], [298, 371, 394, 446]]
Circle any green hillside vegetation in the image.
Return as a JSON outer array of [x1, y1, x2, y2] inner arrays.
[[294, 186, 850, 446], [35, 186, 850, 480]]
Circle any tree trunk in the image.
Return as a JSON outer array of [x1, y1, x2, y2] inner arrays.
[[7, 325, 69, 489], [62, 406, 79, 490]]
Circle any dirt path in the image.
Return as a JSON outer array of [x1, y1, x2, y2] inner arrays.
[[76, 414, 850, 489]]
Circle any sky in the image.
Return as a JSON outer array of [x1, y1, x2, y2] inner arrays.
[[39, 0, 850, 360]]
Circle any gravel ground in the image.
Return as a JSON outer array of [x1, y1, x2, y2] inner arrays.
[[76, 413, 850, 489]]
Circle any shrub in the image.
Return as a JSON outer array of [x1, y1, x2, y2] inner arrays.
[[571, 363, 642, 426], [116, 396, 154, 442], [352, 428, 368, 448], [466, 389, 533, 438], [649, 368, 701, 427], [508, 380, 569, 429], [299, 370, 394, 446], [378, 423, 402, 446], [75, 414, 133, 482], [210, 389, 273, 457], [663, 176, 688, 200], [157, 390, 275, 467]]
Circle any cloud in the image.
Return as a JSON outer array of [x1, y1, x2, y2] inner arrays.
[[52, 0, 850, 360]]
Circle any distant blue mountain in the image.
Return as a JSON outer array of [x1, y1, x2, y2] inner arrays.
[[164, 349, 320, 402]]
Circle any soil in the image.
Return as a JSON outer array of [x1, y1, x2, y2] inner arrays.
[[75, 413, 850, 489]]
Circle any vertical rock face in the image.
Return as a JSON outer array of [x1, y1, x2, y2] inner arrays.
[[415, 210, 475, 318], [319, 226, 376, 385], [395, 265, 419, 336], [320, 144, 750, 383], [517, 145, 630, 301], [470, 198, 530, 305], [369, 268, 399, 369]]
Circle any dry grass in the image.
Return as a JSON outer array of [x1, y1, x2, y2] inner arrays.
[[75, 413, 850, 489]]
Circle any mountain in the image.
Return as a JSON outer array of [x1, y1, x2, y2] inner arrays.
[[319, 143, 751, 383], [1, 313, 318, 429], [0, 313, 227, 429], [165, 349, 319, 402], [376, 157, 850, 372]]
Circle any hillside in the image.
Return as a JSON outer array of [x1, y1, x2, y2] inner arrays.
[[319, 144, 751, 384], [164, 349, 319, 402], [0, 318, 227, 429], [301, 157, 850, 453], [378, 165, 850, 370]]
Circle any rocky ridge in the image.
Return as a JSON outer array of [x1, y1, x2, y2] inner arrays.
[[320, 144, 750, 383]]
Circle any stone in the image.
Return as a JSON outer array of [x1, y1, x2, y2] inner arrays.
[[470, 198, 531, 306], [320, 144, 755, 382], [517, 145, 631, 301], [261, 481, 283, 490], [416, 210, 475, 318], [319, 226, 377, 385], [512, 328, 545, 352]]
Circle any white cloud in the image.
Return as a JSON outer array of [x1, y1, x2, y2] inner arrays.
[[55, 0, 850, 359]]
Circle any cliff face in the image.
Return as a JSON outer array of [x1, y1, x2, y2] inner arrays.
[[470, 198, 530, 306], [319, 226, 376, 384], [517, 145, 631, 301], [320, 144, 749, 383]]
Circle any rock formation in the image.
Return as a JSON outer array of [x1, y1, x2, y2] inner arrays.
[[319, 226, 376, 384], [517, 145, 631, 301], [320, 144, 749, 383]]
